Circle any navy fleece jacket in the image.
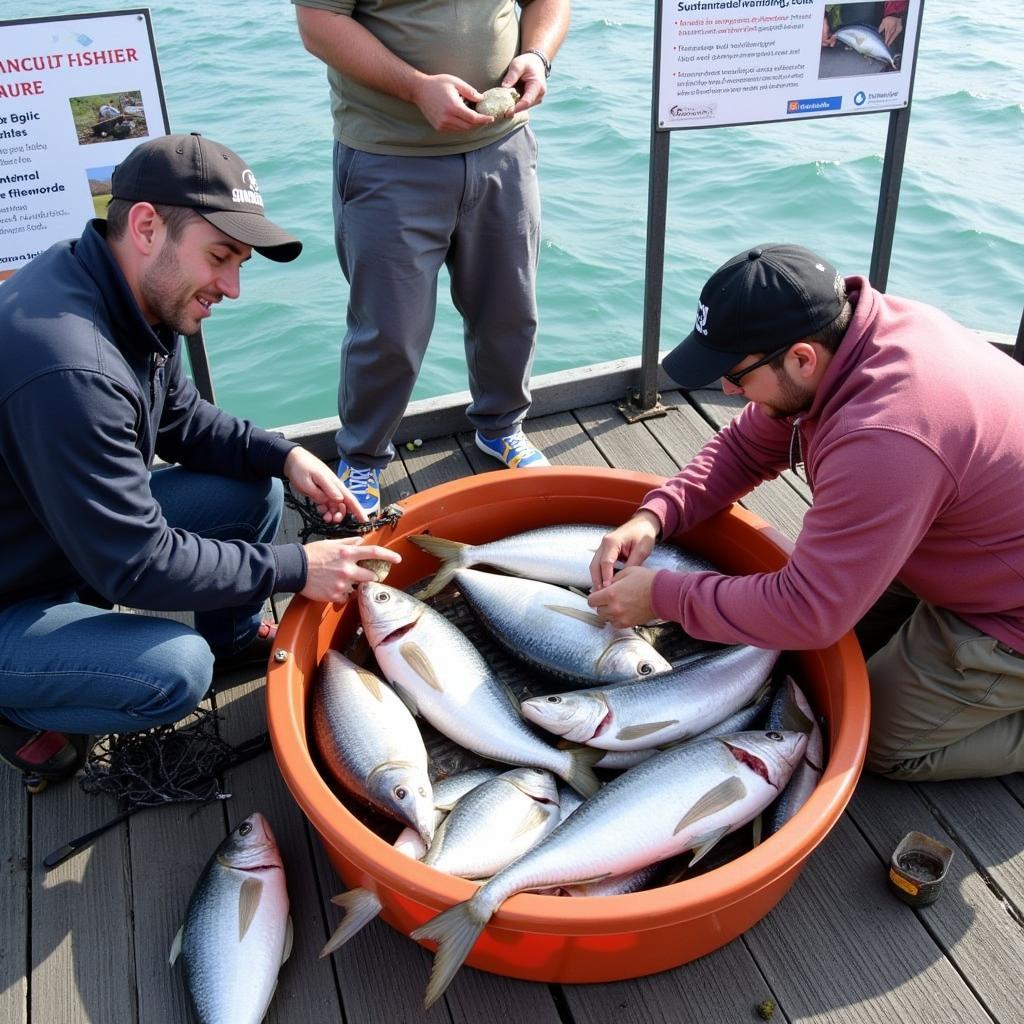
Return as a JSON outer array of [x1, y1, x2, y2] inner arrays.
[[0, 220, 308, 610]]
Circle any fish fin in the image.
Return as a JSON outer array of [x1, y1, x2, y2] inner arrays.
[[399, 641, 444, 691], [355, 666, 385, 702], [751, 814, 763, 848], [168, 926, 182, 966], [780, 700, 814, 735], [687, 826, 731, 867], [566, 586, 590, 600], [319, 889, 383, 958], [238, 876, 264, 942], [411, 899, 492, 1009], [407, 536, 468, 599], [392, 684, 420, 716], [562, 745, 603, 798], [544, 604, 606, 629], [615, 720, 678, 741], [282, 916, 294, 964], [674, 776, 747, 835], [511, 803, 549, 841]]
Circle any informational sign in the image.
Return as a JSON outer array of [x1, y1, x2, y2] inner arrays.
[[657, 0, 921, 129], [0, 10, 168, 280]]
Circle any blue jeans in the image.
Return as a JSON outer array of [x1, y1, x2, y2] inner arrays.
[[0, 467, 283, 734]]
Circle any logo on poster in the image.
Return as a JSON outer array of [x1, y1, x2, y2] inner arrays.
[[854, 91, 867, 106], [785, 96, 842, 115]]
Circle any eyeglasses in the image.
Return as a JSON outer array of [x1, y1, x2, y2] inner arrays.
[[722, 343, 793, 388]]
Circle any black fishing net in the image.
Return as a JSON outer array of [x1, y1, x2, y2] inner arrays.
[[283, 481, 405, 543]]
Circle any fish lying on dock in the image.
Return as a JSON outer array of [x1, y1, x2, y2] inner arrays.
[[358, 582, 601, 796], [312, 649, 435, 845], [170, 813, 292, 1024], [453, 567, 672, 684], [834, 23, 898, 69], [409, 523, 714, 599], [411, 730, 807, 1007], [521, 644, 779, 750]]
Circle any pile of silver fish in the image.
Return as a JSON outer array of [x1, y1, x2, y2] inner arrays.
[[170, 813, 292, 1024], [307, 522, 826, 1008]]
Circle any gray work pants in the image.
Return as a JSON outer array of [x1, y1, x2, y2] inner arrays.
[[332, 125, 541, 467]]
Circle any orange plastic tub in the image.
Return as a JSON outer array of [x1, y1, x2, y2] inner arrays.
[[266, 467, 869, 983]]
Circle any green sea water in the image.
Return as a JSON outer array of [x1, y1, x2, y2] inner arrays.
[[10, 1, 1024, 429]]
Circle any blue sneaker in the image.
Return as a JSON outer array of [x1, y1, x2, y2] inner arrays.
[[475, 429, 550, 469], [336, 459, 382, 516]]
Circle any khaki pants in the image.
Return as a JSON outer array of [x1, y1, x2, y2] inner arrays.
[[859, 590, 1024, 781]]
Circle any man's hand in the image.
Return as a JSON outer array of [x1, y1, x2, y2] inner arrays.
[[300, 537, 401, 603], [589, 510, 662, 592], [411, 74, 495, 132], [502, 53, 548, 114], [821, 16, 836, 46], [877, 15, 903, 46], [284, 447, 369, 525], [587, 566, 658, 629]]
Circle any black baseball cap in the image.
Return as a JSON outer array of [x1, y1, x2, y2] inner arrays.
[[110, 132, 302, 263], [662, 244, 845, 389]]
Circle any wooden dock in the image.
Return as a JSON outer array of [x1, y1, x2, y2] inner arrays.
[[4, 384, 1024, 1024]]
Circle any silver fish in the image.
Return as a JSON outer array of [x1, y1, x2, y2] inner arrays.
[[358, 583, 601, 796], [834, 23, 898, 69], [411, 730, 807, 1007], [169, 813, 292, 1024], [320, 769, 502, 959], [424, 767, 560, 878], [522, 645, 779, 750], [410, 523, 714, 599], [452, 567, 672, 684], [765, 676, 825, 835], [312, 649, 435, 845]]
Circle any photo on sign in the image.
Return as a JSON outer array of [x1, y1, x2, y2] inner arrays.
[[69, 90, 150, 146], [819, 2, 906, 79], [86, 165, 116, 218]]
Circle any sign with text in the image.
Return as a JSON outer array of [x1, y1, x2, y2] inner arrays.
[[0, 10, 168, 280], [657, 0, 921, 129]]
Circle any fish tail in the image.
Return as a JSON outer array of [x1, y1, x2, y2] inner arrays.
[[408, 535, 469, 599], [410, 898, 491, 1009], [562, 745, 603, 798], [319, 889, 383, 958]]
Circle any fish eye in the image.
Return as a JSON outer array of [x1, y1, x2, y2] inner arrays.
[[395, 786, 408, 800], [545, 695, 562, 704], [637, 661, 655, 676], [238, 822, 252, 836], [766, 731, 783, 741], [374, 591, 390, 603]]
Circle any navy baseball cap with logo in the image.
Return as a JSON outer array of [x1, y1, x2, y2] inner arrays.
[[662, 244, 845, 389], [111, 132, 302, 262]]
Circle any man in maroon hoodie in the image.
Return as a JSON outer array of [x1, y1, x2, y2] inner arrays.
[[588, 244, 1024, 781]]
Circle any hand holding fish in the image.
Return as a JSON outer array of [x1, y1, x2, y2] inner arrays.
[[301, 538, 401, 602], [589, 510, 662, 591], [501, 52, 548, 114], [284, 447, 369, 525], [413, 74, 493, 132], [821, 16, 837, 47], [587, 565, 657, 628]]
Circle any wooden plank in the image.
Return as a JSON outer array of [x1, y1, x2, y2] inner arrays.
[[31, 777, 137, 1024], [0, 770, 28, 1024], [744, 814, 991, 1024], [847, 774, 1024, 1024], [575, 402, 681, 480]]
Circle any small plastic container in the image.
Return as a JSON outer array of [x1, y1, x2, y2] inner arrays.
[[889, 830, 954, 907], [266, 467, 870, 983]]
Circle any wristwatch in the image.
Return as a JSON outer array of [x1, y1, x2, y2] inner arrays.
[[523, 47, 551, 78]]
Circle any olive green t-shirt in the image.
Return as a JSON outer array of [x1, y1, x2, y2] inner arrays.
[[293, 0, 533, 155]]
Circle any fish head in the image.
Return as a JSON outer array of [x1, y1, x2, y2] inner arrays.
[[594, 635, 672, 682], [720, 730, 809, 791], [215, 812, 283, 871], [358, 583, 425, 649], [500, 767, 560, 806], [521, 690, 610, 744], [367, 762, 436, 846]]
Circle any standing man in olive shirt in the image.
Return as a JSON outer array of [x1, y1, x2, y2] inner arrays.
[[293, 0, 570, 515]]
